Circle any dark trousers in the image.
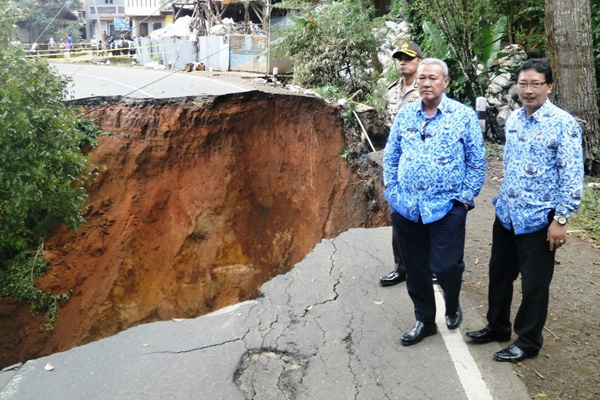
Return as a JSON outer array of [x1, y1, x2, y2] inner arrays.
[[392, 202, 467, 325], [391, 211, 406, 274], [487, 217, 556, 353]]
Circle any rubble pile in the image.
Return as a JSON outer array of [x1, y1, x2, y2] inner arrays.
[[484, 44, 528, 141], [376, 20, 411, 69], [149, 16, 196, 40]]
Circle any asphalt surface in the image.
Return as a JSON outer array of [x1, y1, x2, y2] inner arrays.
[[51, 63, 253, 99], [0, 187, 530, 400]]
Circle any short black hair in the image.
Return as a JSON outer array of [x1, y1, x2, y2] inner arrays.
[[517, 58, 553, 84]]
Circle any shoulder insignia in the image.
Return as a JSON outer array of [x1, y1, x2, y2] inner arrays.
[[388, 79, 401, 90]]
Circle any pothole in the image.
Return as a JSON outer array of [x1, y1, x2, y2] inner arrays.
[[234, 349, 309, 399]]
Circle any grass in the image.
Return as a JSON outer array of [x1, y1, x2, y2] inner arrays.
[[570, 178, 600, 244]]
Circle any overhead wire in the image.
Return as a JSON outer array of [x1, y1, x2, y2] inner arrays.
[[34, 0, 307, 111], [33, 0, 70, 45]]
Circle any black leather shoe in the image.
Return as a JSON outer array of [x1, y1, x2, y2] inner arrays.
[[445, 307, 462, 330], [466, 326, 511, 343], [401, 322, 437, 346], [379, 270, 406, 286], [493, 343, 538, 362]]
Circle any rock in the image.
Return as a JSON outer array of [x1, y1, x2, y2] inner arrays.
[[484, 44, 528, 141], [487, 83, 503, 95], [497, 106, 513, 126], [353, 103, 387, 147], [491, 73, 513, 89], [487, 95, 503, 107], [356, 142, 369, 154]]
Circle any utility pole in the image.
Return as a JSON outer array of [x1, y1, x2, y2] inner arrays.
[[265, 0, 271, 72], [91, 0, 103, 39]]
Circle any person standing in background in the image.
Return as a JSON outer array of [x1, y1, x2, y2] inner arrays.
[[379, 41, 424, 287]]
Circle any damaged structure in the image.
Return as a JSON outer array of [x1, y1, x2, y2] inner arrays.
[[0, 91, 388, 370], [87, 0, 293, 73]]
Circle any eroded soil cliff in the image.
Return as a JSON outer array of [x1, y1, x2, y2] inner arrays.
[[0, 91, 388, 367]]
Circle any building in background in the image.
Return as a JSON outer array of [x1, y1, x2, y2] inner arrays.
[[86, 0, 128, 39], [85, 0, 173, 39], [125, 0, 172, 38], [15, 6, 80, 44]]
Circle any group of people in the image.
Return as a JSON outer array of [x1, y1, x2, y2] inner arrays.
[[382, 42, 584, 362], [16, 35, 72, 57]]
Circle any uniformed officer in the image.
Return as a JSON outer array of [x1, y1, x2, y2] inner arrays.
[[380, 41, 424, 287], [386, 41, 424, 124]]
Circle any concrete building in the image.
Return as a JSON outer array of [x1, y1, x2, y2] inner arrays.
[[85, 0, 173, 40], [124, 0, 173, 38], [86, 0, 128, 40]]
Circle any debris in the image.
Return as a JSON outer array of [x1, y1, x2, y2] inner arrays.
[[373, 301, 384, 305], [543, 326, 560, 341], [44, 363, 54, 371], [1, 363, 23, 372], [533, 369, 545, 379], [150, 16, 194, 40]]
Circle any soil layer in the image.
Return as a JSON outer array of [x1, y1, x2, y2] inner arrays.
[[0, 92, 388, 368]]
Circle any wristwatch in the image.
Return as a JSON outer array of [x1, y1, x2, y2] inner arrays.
[[554, 215, 568, 225]]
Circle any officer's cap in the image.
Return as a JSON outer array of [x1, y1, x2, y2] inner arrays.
[[392, 41, 424, 59]]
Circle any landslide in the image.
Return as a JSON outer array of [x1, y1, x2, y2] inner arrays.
[[0, 91, 388, 368]]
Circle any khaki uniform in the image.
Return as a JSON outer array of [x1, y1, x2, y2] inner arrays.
[[387, 78, 421, 123]]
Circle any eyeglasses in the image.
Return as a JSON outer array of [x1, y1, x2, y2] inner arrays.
[[517, 81, 547, 89]]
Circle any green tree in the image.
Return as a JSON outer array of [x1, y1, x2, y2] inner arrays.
[[272, 0, 384, 101], [405, 0, 505, 104], [16, 0, 82, 43], [494, 0, 545, 57], [591, 0, 600, 101], [0, 0, 99, 326]]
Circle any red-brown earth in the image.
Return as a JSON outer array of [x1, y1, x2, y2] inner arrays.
[[0, 91, 387, 368]]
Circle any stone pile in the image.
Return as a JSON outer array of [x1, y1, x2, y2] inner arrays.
[[484, 44, 528, 141], [376, 20, 411, 68]]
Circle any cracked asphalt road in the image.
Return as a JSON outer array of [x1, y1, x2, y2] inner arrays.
[[0, 184, 531, 400]]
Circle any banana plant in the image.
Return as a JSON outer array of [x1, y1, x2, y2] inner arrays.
[[420, 15, 507, 102]]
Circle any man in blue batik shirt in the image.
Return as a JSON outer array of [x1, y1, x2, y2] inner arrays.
[[466, 59, 584, 362], [383, 58, 486, 346]]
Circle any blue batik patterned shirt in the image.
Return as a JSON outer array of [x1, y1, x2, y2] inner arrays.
[[494, 100, 584, 235], [383, 95, 486, 224]]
